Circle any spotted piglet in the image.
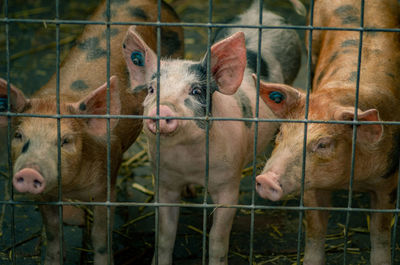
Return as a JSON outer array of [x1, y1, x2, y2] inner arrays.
[[122, 2, 302, 264]]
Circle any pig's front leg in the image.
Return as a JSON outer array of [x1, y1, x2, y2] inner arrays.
[[39, 204, 63, 265], [303, 189, 331, 265], [92, 204, 114, 265], [208, 181, 240, 265], [369, 189, 394, 265], [152, 183, 182, 265]]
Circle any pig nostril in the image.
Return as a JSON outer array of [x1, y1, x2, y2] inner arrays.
[[17, 177, 24, 183], [33, 179, 42, 188], [166, 119, 171, 124], [256, 182, 261, 188]]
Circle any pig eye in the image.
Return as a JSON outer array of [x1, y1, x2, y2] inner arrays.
[[61, 136, 72, 147], [190, 87, 202, 96], [148, 85, 154, 94], [312, 137, 334, 153], [14, 131, 22, 140]]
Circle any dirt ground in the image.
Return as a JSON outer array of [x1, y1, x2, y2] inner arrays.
[[0, 0, 399, 264]]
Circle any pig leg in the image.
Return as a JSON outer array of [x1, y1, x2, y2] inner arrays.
[[39, 204, 64, 265], [208, 181, 240, 265], [303, 189, 331, 265], [152, 184, 182, 265], [92, 204, 114, 265], [369, 188, 394, 265]]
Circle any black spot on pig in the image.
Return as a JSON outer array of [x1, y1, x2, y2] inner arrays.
[[184, 98, 207, 130], [161, 29, 182, 57], [102, 9, 117, 19], [79, 103, 87, 111], [386, 72, 395, 79], [128, 7, 149, 20], [234, 90, 253, 128], [70, 80, 89, 91], [334, 5, 360, 25], [78, 37, 107, 61], [341, 39, 359, 47], [246, 50, 269, 80], [101, 28, 120, 38], [22, 140, 30, 154], [348, 71, 358, 82]]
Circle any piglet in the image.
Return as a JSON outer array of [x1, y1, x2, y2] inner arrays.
[[0, 0, 184, 264], [122, 1, 302, 264], [255, 0, 400, 264]]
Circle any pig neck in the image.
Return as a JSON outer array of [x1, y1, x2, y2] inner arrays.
[[63, 132, 121, 201]]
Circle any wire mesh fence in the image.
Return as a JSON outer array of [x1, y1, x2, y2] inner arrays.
[[0, 0, 400, 264]]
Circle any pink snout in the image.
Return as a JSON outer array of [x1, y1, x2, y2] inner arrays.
[[256, 172, 283, 201], [146, 105, 178, 134], [13, 168, 46, 194]]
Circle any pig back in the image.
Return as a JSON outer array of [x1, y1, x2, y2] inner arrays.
[[37, 0, 184, 152]]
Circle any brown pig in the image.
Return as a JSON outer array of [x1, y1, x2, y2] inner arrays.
[[0, 0, 183, 264], [254, 0, 400, 264]]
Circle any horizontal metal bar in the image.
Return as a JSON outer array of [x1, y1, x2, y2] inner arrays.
[[0, 200, 399, 213], [0, 17, 399, 32], [2, 112, 400, 125]]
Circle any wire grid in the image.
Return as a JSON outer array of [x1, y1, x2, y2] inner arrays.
[[0, 0, 400, 264]]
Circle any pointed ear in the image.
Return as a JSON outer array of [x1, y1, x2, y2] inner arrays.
[[253, 74, 301, 118], [123, 26, 157, 91], [0, 78, 30, 127], [334, 107, 383, 144], [206, 31, 247, 95], [71, 76, 121, 136]]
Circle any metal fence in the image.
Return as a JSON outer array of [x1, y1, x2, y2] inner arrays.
[[0, 0, 400, 264]]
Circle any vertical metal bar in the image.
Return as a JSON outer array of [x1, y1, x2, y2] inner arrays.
[[202, 0, 215, 265], [343, 1, 364, 263], [154, 0, 162, 264], [297, 0, 315, 264], [391, 160, 400, 263], [202, 1, 213, 264], [55, 0, 64, 264], [5, 0, 16, 263], [105, 0, 112, 264], [249, 0, 263, 264]]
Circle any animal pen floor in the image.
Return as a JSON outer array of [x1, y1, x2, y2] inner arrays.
[[0, 0, 399, 264]]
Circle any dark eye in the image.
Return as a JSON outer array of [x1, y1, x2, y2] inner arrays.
[[191, 87, 202, 96], [14, 131, 22, 140], [148, 85, 154, 94], [312, 137, 334, 153], [61, 137, 71, 147]]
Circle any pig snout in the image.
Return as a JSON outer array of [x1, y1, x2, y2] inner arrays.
[[13, 168, 46, 194], [256, 172, 283, 201], [146, 105, 178, 134]]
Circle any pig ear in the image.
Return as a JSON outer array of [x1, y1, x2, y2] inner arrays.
[[253, 74, 302, 118], [123, 26, 157, 91], [334, 107, 383, 144], [206, 31, 247, 95], [0, 78, 30, 127], [72, 76, 121, 136]]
